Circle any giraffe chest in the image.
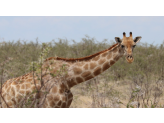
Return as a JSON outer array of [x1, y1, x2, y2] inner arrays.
[[44, 88, 73, 108]]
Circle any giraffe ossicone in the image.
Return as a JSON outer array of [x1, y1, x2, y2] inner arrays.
[[0, 32, 142, 108]]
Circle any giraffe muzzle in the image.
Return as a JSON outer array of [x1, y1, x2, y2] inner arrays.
[[126, 55, 134, 63]]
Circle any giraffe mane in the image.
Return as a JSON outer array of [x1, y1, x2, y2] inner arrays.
[[45, 43, 119, 62]]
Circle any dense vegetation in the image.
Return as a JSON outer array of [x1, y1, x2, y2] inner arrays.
[[0, 36, 164, 108]]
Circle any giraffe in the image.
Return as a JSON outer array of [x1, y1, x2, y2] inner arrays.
[[0, 32, 141, 108]]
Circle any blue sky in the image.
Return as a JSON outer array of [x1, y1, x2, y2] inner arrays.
[[0, 16, 164, 45]]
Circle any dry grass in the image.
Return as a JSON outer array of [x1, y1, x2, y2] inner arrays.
[[0, 36, 164, 108], [70, 76, 164, 108]]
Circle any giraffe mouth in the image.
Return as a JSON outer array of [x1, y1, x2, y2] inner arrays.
[[126, 56, 134, 63]]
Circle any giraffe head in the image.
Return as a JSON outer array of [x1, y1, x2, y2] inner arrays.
[[115, 32, 142, 63]]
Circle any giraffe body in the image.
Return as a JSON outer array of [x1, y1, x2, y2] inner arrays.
[[1, 72, 73, 108], [0, 32, 141, 108]]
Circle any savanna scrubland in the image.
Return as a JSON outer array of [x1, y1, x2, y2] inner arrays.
[[0, 36, 164, 108]]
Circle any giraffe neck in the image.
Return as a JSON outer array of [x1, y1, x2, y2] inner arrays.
[[66, 43, 124, 88]]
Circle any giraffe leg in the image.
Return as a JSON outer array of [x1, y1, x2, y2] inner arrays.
[[66, 91, 73, 108]]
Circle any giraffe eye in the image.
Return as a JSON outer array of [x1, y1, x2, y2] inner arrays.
[[121, 45, 125, 48], [133, 45, 136, 48]]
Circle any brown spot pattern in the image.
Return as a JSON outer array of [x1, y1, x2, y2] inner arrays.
[[47, 95, 53, 101], [57, 101, 62, 106], [84, 64, 88, 70], [67, 79, 77, 88], [60, 83, 66, 90], [92, 55, 100, 61], [8, 101, 13, 107], [12, 82, 17, 85], [85, 75, 94, 81], [101, 52, 108, 57], [59, 88, 64, 94], [17, 96, 21, 103], [25, 84, 31, 89], [26, 90, 31, 95], [16, 85, 20, 90], [16, 93, 21, 98], [21, 84, 25, 89], [90, 62, 97, 69], [31, 85, 36, 90], [107, 53, 112, 59], [61, 102, 67, 108], [43, 100, 48, 107], [68, 92, 73, 99], [67, 99, 72, 107], [81, 71, 91, 78], [11, 98, 16, 105], [7, 95, 11, 100], [103, 62, 111, 71], [27, 79, 32, 82], [51, 86, 58, 93], [50, 101, 55, 107], [6, 87, 11, 92], [73, 67, 82, 75], [10, 87, 15, 96], [4, 85, 8, 89], [2, 104, 7, 108], [110, 60, 115, 65], [76, 77, 83, 83], [20, 90, 25, 95], [54, 95, 60, 102], [98, 59, 106, 65], [76, 62, 84, 66], [62, 96, 66, 102], [113, 47, 118, 53], [113, 54, 120, 61], [93, 67, 102, 76]]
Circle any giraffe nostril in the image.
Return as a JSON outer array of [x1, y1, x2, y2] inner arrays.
[[127, 55, 133, 59]]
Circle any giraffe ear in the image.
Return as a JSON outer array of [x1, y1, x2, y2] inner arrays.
[[134, 36, 142, 43], [115, 37, 122, 43]]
